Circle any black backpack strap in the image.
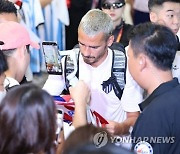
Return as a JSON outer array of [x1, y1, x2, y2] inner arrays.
[[72, 44, 80, 79], [62, 55, 70, 94], [63, 46, 80, 94], [101, 45, 126, 100], [64, 55, 69, 88], [110, 42, 126, 84], [111, 49, 124, 100], [111, 42, 126, 100], [76, 53, 80, 78]]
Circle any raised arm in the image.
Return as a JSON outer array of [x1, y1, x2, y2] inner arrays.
[[69, 80, 90, 128]]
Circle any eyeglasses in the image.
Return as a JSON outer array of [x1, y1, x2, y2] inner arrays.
[[101, 2, 125, 10]]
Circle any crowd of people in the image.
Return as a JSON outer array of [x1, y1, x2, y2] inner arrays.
[[0, 0, 180, 154]]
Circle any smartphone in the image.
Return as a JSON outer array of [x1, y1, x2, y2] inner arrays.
[[55, 109, 64, 144], [42, 41, 62, 75]]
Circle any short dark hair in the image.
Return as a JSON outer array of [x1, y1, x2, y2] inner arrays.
[[0, 0, 17, 16], [148, 0, 180, 11], [63, 124, 112, 154], [0, 51, 8, 75], [0, 84, 56, 154], [65, 142, 135, 154], [128, 22, 177, 71]]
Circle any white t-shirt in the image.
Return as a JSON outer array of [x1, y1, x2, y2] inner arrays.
[[121, 60, 144, 112], [43, 48, 141, 123], [173, 34, 180, 81], [78, 49, 126, 122], [172, 51, 180, 82]]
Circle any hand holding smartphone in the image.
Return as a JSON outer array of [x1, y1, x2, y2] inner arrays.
[[42, 41, 62, 75]]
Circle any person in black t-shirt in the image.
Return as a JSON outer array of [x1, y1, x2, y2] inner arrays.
[[128, 22, 180, 154]]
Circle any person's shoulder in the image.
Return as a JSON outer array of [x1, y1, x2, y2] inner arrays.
[[145, 84, 180, 113], [4, 77, 20, 88], [168, 82, 180, 104], [123, 23, 133, 30]]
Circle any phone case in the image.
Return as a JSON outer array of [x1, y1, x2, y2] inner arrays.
[[42, 41, 62, 75]]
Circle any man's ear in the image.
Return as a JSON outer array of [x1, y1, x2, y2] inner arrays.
[[107, 35, 114, 47], [138, 55, 146, 72], [150, 11, 158, 23]]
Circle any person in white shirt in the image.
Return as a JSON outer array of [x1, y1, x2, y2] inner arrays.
[[43, 9, 141, 136]]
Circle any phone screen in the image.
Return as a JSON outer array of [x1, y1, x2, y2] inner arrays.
[[42, 41, 62, 75]]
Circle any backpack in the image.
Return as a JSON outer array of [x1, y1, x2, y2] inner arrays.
[[64, 42, 127, 100]]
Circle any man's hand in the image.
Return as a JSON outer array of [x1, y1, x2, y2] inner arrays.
[[69, 80, 90, 107], [106, 121, 129, 136], [69, 80, 91, 128], [105, 112, 140, 136]]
